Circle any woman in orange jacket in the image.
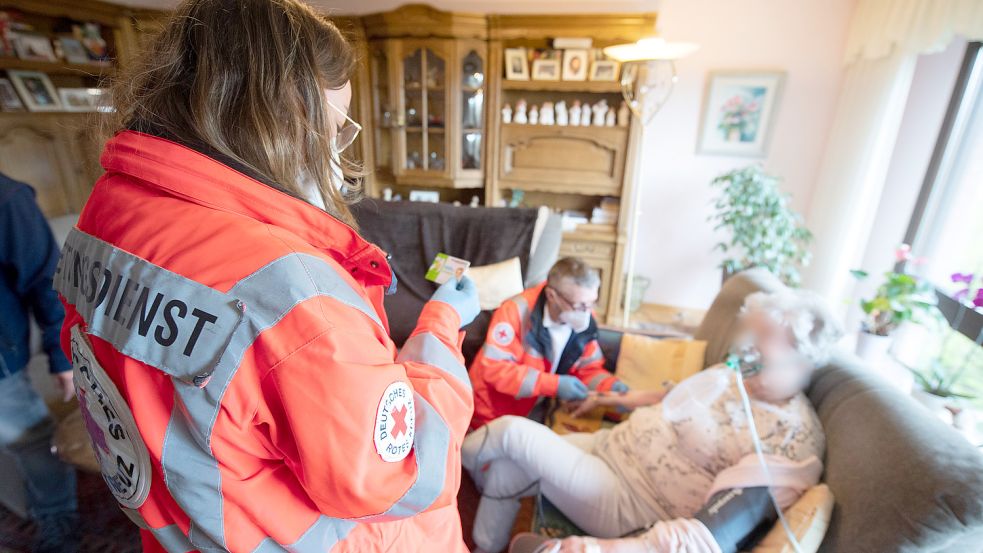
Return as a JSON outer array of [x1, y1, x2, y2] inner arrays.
[[53, 1, 479, 551]]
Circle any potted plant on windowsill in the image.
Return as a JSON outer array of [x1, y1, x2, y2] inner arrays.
[[906, 359, 978, 423], [851, 247, 942, 364], [709, 165, 812, 287]]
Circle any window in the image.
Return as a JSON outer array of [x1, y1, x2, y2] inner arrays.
[[903, 42, 983, 403]]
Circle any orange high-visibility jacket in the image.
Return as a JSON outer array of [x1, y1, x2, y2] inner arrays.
[[54, 130, 473, 553], [468, 283, 621, 429]]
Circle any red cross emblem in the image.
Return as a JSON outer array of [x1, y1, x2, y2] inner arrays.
[[392, 405, 409, 438], [496, 328, 509, 342], [492, 322, 515, 346]]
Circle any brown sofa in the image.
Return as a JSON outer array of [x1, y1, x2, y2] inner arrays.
[[594, 269, 983, 552]]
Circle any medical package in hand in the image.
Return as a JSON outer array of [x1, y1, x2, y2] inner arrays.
[[425, 253, 471, 284]]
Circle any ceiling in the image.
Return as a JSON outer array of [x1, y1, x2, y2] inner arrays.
[[111, 0, 661, 15]]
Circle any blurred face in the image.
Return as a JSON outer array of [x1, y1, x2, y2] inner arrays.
[[324, 81, 358, 153], [738, 311, 812, 403], [545, 277, 599, 319]]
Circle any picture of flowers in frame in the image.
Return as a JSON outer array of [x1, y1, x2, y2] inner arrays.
[[697, 71, 784, 157]]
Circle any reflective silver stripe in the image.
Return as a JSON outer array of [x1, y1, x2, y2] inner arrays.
[[523, 343, 544, 360], [516, 368, 539, 399], [161, 253, 383, 550], [481, 343, 518, 363], [398, 332, 470, 389], [509, 295, 529, 319], [53, 228, 244, 386], [362, 394, 450, 520], [251, 516, 356, 553], [574, 348, 604, 369], [152, 525, 195, 553], [587, 374, 608, 391]]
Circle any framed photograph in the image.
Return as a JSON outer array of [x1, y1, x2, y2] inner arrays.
[[409, 190, 440, 203], [12, 32, 57, 62], [58, 88, 100, 112], [0, 78, 25, 111], [504, 48, 529, 81], [7, 70, 62, 111], [562, 49, 589, 81], [58, 37, 91, 64], [697, 71, 785, 157], [589, 59, 620, 82], [531, 59, 560, 81]]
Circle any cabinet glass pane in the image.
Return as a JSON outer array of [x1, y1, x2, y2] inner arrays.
[[371, 47, 391, 170], [406, 131, 424, 170], [403, 48, 422, 90], [461, 50, 484, 171], [405, 91, 422, 127], [425, 48, 445, 89], [462, 132, 481, 170], [428, 132, 446, 171]]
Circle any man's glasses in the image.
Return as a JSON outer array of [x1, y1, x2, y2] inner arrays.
[[548, 286, 597, 312], [327, 100, 362, 153]]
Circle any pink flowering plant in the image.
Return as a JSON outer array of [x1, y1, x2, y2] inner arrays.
[[850, 245, 942, 337]]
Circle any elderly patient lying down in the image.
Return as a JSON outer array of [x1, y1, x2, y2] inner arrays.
[[462, 290, 842, 553]]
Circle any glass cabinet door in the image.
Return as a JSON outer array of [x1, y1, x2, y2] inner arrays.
[[370, 43, 392, 175], [460, 49, 484, 172], [401, 45, 448, 173]]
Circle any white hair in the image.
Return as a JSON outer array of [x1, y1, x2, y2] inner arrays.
[[741, 290, 843, 367]]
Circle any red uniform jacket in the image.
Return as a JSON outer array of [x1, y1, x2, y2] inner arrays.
[[468, 283, 620, 429], [54, 130, 473, 553]]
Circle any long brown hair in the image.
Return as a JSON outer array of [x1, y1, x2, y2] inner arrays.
[[106, 0, 360, 225]]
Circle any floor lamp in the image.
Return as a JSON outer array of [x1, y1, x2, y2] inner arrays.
[[603, 38, 699, 328]]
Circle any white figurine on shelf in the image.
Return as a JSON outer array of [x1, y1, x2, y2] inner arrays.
[[514, 99, 528, 124], [470, 195, 480, 207], [592, 100, 608, 126], [569, 101, 581, 128], [529, 105, 539, 125], [502, 103, 513, 124], [580, 102, 592, 126], [617, 100, 630, 127], [605, 109, 616, 127], [540, 101, 555, 126], [555, 100, 568, 126]]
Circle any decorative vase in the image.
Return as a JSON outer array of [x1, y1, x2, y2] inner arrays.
[[855, 330, 892, 366]]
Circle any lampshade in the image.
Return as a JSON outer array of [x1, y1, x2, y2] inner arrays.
[[603, 37, 699, 62]]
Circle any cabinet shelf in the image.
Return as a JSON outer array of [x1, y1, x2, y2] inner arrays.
[[502, 80, 623, 94], [0, 58, 115, 78]]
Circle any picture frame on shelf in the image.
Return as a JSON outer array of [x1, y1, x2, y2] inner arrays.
[[589, 59, 620, 82], [7, 70, 61, 111], [531, 59, 560, 81], [562, 49, 589, 81], [59, 87, 100, 112], [409, 190, 440, 203], [12, 32, 57, 62], [504, 48, 529, 81], [58, 37, 91, 65], [0, 77, 25, 111], [697, 70, 785, 157]]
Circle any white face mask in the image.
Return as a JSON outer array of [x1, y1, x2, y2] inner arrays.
[[329, 147, 345, 192], [559, 309, 591, 333]]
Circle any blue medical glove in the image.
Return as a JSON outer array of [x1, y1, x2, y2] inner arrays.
[[430, 276, 480, 328], [610, 381, 629, 393], [557, 375, 589, 401]]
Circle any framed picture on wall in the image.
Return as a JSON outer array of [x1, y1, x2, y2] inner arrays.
[[589, 59, 620, 82], [531, 59, 560, 81], [7, 70, 61, 111], [697, 71, 784, 157], [504, 48, 529, 80], [562, 49, 589, 81]]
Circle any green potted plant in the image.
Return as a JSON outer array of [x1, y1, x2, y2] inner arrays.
[[907, 359, 977, 421], [851, 247, 942, 364], [709, 165, 812, 286]]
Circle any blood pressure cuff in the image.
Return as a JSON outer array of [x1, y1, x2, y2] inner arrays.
[[693, 486, 778, 553]]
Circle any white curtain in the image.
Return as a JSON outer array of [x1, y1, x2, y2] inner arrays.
[[802, 0, 983, 303]]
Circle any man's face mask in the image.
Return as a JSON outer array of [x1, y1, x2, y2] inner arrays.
[[559, 309, 591, 333]]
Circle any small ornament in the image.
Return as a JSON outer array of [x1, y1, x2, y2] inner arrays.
[[569, 101, 582, 127], [617, 101, 630, 127], [540, 101, 555, 126], [555, 100, 568, 126], [470, 195, 480, 207], [529, 105, 539, 125], [514, 99, 528, 124], [580, 102, 592, 126], [605, 110, 616, 127], [502, 103, 513, 124], [592, 100, 608, 127]]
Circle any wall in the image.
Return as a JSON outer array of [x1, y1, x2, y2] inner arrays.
[[634, 0, 855, 309]]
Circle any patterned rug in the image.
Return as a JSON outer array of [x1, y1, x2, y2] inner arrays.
[[0, 471, 140, 553]]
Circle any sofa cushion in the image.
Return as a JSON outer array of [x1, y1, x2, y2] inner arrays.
[[615, 335, 706, 391], [751, 484, 834, 553], [808, 353, 983, 552]]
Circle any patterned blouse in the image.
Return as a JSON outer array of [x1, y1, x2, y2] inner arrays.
[[594, 366, 825, 525]]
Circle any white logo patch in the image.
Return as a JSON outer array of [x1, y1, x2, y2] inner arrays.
[[492, 322, 515, 346], [374, 381, 415, 463], [70, 325, 151, 510]]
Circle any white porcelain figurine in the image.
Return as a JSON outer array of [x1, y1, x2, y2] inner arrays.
[[569, 101, 581, 128], [540, 101, 555, 126], [617, 100, 630, 127], [580, 102, 592, 126], [529, 105, 539, 125], [605, 109, 616, 127], [502, 103, 513, 124], [592, 100, 608, 126], [555, 100, 568, 126], [514, 99, 528, 124]]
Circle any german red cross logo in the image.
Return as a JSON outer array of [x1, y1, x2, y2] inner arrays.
[[374, 381, 415, 462], [493, 322, 515, 346]]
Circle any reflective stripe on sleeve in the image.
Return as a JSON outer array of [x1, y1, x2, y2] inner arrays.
[[515, 368, 540, 399], [480, 343, 518, 363], [587, 374, 608, 391], [398, 332, 470, 389], [574, 347, 604, 369]]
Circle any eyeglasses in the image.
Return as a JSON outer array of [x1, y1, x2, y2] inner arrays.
[[548, 286, 597, 312], [327, 100, 362, 153]]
